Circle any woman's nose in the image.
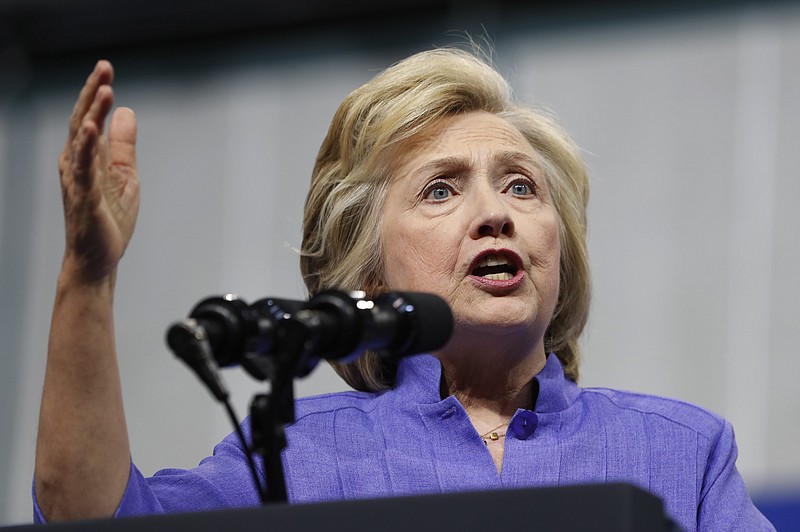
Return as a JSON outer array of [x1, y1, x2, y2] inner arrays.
[[468, 187, 515, 239]]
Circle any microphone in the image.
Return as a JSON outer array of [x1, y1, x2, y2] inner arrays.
[[166, 319, 230, 401], [167, 295, 303, 381], [166, 290, 453, 382], [165, 290, 452, 504], [292, 290, 453, 362]]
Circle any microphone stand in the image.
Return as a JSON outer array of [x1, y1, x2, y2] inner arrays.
[[168, 296, 314, 505], [249, 375, 292, 502], [249, 315, 320, 503], [168, 290, 453, 505]]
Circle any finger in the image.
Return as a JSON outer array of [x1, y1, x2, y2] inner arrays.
[[68, 85, 113, 189], [63, 71, 114, 179], [84, 84, 114, 139], [71, 118, 100, 191], [61, 65, 106, 177], [93, 133, 110, 198], [108, 107, 137, 171], [68, 60, 114, 142]]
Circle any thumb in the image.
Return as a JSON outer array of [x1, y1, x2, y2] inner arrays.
[[107, 107, 137, 170]]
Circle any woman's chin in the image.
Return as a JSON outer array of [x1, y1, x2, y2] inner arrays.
[[457, 291, 535, 319], [454, 308, 546, 340]]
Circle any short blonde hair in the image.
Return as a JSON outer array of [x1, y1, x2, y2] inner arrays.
[[301, 48, 590, 390]]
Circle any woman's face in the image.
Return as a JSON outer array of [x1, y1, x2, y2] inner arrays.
[[381, 111, 561, 346]]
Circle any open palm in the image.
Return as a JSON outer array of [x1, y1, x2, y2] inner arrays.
[[59, 61, 140, 283]]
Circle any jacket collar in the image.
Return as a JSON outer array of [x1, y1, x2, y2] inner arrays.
[[394, 352, 580, 413]]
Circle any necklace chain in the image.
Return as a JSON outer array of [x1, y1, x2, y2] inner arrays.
[[480, 418, 512, 445]]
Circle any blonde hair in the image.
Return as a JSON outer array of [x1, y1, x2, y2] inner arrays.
[[301, 48, 590, 390]]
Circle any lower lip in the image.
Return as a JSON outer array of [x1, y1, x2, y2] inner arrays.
[[468, 270, 525, 290]]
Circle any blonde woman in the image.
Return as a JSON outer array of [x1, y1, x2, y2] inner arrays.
[[35, 49, 773, 531]]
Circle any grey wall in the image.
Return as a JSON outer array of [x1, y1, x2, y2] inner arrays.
[[1, 3, 799, 525]]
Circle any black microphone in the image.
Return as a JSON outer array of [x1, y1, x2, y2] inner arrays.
[[167, 291, 453, 382], [290, 290, 453, 362], [167, 295, 303, 381], [166, 318, 230, 402]]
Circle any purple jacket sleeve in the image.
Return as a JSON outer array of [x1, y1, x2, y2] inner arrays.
[[697, 420, 775, 531], [33, 430, 261, 523], [33, 461, 163, 523]]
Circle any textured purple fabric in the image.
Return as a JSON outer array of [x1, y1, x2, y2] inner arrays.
[[33, 353, 774, 531]]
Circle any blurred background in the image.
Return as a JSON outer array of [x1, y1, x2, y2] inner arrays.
[[1, 0, 798, 527]]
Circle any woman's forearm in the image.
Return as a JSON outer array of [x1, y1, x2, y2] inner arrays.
[[34, 269, 132, 521]]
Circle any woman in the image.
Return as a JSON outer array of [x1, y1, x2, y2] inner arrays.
[[34, 48, 773, 531]]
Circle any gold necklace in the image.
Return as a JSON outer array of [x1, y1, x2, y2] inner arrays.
[[480, 419, 511, 445]]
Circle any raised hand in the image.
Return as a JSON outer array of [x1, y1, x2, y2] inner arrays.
[[36, 61, 139, 521], [59, 60, 140, 284]]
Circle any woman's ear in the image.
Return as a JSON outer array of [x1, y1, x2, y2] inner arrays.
[[362, 276, 388, 299]]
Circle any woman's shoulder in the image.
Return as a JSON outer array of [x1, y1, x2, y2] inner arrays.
[[293, 388, 384, 422], [578, 386, 728, 442]]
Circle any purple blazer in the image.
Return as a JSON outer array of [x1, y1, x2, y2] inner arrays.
[[34, 353, 774, 531]]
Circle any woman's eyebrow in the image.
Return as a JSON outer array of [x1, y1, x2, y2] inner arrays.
[[411, 156, 471, 177], [406, 151, 540, 181], [493, 151, 540, 171]]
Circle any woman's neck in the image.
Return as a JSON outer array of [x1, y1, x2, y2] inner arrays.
[[436, 342, 546, 476], [436, 332, 546, 416]]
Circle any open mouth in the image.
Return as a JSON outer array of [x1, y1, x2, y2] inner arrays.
[[470, 252, 520, 281]]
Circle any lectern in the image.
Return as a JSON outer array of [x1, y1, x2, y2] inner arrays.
[[5, 483, 679, 531]]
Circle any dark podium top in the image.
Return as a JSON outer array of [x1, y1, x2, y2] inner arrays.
[[5, 483, 679, 531]]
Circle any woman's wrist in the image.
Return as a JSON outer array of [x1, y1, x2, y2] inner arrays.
[[56, 259, 117, 300]]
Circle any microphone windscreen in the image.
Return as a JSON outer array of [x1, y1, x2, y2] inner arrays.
[[385, 292, 453, 358]]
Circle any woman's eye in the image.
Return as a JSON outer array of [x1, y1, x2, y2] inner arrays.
[[510, 181, 535, 196], [424, 184, 452, 201]]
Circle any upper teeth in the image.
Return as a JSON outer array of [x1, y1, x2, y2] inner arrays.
[[476, 254, 511, 269]]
